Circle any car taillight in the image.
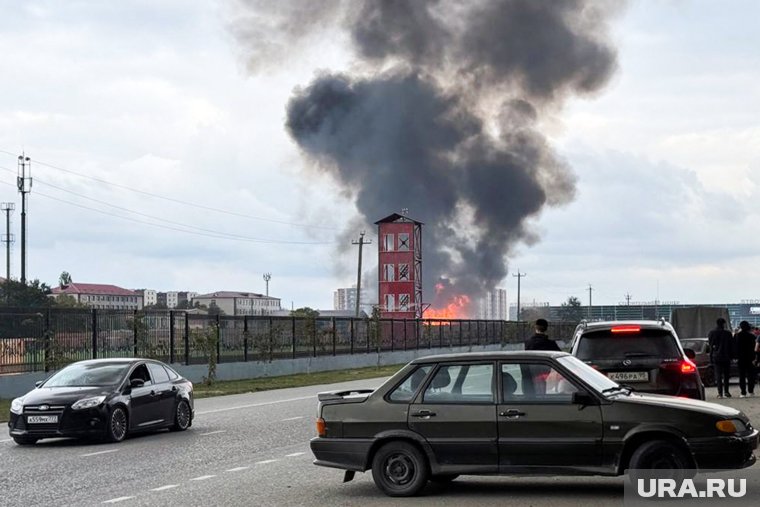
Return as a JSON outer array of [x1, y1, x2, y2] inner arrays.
[[316, 417, 326, 437], [610, 325, 641, 334], [661, 359, 697, 374], [680, 359, 697, 374]]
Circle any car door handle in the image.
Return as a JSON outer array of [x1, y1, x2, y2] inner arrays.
[[150, 390, 161, 397], [411, 410, 436, 418], [171, 386, 178, 392], [500, 409, 525, 418]]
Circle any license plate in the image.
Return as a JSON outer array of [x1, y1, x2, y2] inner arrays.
[[608, 371, 649, 382], [27, 415, 58, 424]]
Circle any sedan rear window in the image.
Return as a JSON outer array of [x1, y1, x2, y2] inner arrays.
[[681, 340, 707, 354], [576, 329, 680, 361]]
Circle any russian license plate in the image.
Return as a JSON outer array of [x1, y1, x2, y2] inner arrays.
[[27, 415, 58, 424], [608, 371, 649, 382]]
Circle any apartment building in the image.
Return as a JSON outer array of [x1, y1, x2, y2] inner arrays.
[[51, 283, 143, 310], [192, 291, 281, 316]]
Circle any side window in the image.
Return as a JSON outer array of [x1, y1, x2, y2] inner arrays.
[[384, 264, 395, 282], [164, 365, 179, 380], [423, 364, 494, 404], [384, 234, 394, 252], [398, 264, 409, 281], [148, 363, 170, 384], [501, 363, 578, 403], [388, 365, 433, 402], [398, 233, 410, 251], [129, 364, 152, 385]]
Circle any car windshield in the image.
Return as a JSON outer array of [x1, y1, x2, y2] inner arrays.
[[681, 340, 707, 354], [556, 355, 620, 394], [44, 362, 131, 387], [575, 328, 680, 361]]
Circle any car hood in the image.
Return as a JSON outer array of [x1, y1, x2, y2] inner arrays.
[[20, 386, 113, 405], [615, 392, 742, 418]]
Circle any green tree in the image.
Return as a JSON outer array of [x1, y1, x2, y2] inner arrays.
[[558, 296, 585, 323], [207, 301, 224, 316], [0, 279, 53, 307], [290, 307, 320, 319], [58, 271, 72, 287], [53, 293, 88, 308]]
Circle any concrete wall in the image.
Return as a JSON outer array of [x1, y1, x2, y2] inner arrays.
[[0, 343, 519, 399]]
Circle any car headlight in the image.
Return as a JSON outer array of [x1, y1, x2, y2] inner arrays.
[[10, 398, 24, 414], [716, 419, 748, 434], [71, 396, 107, 410]]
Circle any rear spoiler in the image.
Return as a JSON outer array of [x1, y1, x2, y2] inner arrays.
[[317, 389, 375, 402]]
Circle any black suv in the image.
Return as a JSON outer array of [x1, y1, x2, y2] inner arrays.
[[569, 320, 705, 400], [310, 351, 756, 497]]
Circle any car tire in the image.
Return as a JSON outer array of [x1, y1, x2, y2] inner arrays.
[[429, 474, 459, 485], [629, 440, 693, 480], [13, 436, 38, 446], [703, 367, 716, 387], [106, 406, 128, 443], [371, 441, 429, 497], [171, 399, 192, 432]]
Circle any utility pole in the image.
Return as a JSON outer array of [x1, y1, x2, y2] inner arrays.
[[17, 153, 31, 284], [625, 292, 631, 305], [587, 284, 594, 319], [351, 232, 371, 318], [1, 202, 14, 281], [263, 273, 271, 297], [513, 271, 525, 320]]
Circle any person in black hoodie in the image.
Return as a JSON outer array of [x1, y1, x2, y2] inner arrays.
[[708, 318, 734, 398], [735, 321, 756, 397], [525, 319, 560, 351]]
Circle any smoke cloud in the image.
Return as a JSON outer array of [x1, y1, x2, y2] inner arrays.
[[230, 0, 622, 311]]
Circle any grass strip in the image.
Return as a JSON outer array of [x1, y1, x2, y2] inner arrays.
[[0, 364, 403, 423]]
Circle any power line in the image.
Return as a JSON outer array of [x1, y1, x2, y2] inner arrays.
[[0, 179, 332, 245], [0, 149, 338, 231], [0, 166, 329, 245]]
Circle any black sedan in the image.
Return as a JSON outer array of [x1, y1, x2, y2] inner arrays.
[[311, 351, 758, 497], [8, 358, 194, 445]]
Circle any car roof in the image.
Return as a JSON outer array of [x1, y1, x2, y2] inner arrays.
[[578, 320, 675, 332], [70, 358, 155, 366], [411, 351, 570, 364]]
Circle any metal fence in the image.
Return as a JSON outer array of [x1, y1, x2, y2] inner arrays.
[[0, 308, 579, 374]]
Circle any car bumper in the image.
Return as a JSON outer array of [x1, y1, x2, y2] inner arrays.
[[688, 429, 759, 470], [310, 437, 374, 472], [8, 406, 109, 440]]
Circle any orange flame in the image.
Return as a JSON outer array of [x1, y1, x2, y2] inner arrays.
[[425, 294, 471, 320]]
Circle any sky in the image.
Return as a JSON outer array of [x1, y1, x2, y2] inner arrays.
[[0, 0, 758, 310]]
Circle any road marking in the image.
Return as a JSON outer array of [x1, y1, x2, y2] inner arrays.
[[151, 485, 179, 492], [286, 452, 305, 457], [81, 449, 120, 457], [196, 396, 314, 415], [226, 466, 250, 472], [190, 475, 217, 481], [255, 459, 278, 465], [103, 497, 134, 504], [199, 430, 227, 436], [281, 416, 304, 421]]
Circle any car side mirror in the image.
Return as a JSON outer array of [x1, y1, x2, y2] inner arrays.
[[35, 380, 43, 388], [683, 348, 696, 360], [572, 391, 597, 406], [130, 378, 145, 388]]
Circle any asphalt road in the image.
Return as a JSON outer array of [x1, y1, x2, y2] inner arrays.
[[2, 378, 759, 507]]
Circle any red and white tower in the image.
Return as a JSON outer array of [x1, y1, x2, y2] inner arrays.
[[375, 212, 423, 319]]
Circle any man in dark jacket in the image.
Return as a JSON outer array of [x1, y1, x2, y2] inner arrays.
[[708, 318, 734, 398], [735, 321, 756, 397], [525, 319, 560, 351]]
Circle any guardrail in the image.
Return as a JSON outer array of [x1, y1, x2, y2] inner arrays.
[[0, 308, 578, 373]]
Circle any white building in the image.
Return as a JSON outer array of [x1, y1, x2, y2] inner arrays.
[[478, 288, 508, 320], [192, 291, 282, 316], [136, 289, 157, 307], [509, 300, 551, 320], [334, 286, 370, 314]]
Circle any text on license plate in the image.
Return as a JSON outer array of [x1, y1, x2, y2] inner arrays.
[[27, 415, 58, 424], [608, 371, 649, 382]]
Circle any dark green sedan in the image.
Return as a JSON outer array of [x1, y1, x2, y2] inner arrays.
[[310, 351, 758, 497]]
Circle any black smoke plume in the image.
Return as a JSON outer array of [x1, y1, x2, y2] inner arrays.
[[230, 0, 622, 312]]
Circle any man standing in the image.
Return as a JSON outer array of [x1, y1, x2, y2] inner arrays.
[[708, 318, 734, 399], [525, 319, 560, 351], [735, 321, 756, 397]]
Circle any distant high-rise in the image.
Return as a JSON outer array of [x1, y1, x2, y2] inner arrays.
[[334, 286, 369, 313], [479, 288, 508, 320]]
